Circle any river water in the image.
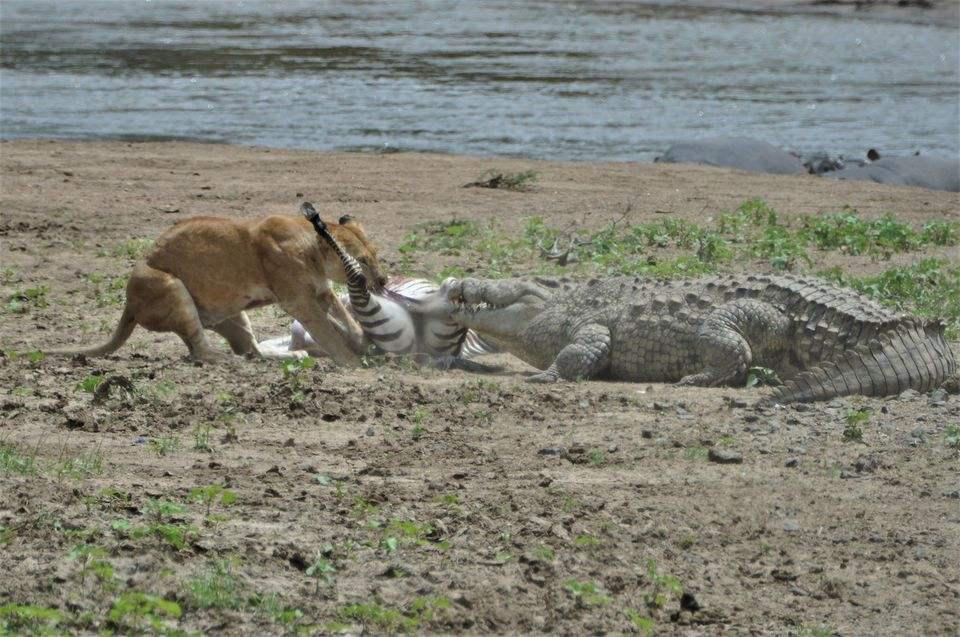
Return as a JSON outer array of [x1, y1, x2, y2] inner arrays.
[[1, 0, 958, 162]]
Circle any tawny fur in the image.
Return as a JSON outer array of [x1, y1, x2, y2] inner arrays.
[[47, 214, 387, 365]]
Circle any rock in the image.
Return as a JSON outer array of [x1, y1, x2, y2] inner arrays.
[[927, 388, 948, 407], [942, 374, 960, 395], [854, 454, 879, 473], [825, 155, 960, 192], [785, 457, 800, 468], [537, 447, 564, 456], [655, 137, 806, 175], [899, 389, 920, 401], [782, 519, 801, 533], [708, 448, 743, 464], [680, 592, 701, 612]]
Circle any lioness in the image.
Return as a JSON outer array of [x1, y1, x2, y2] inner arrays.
[[49, 211, 387, 364]]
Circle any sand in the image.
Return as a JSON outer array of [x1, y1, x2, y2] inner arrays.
[[1, 139, 958, 635]]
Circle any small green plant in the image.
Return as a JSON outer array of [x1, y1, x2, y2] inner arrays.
[[0, 266, 19, 285], [684, 446, 709, 460], [337, 597, 450, 633], [436, 493, 460, 507], [626, 609, 656, 636], [187, 560, 243, 609], [535, 545, 556, 561], [943, 424, 959, 449], [920, 220, 960, 246], [644, 559, 683, 609], [188, 484, 237, 517], [6, 284, 49, 314], [68, 544, 115, 586], [76, 373, 106, 393], [573, 533, 601, 550], [0, 604, 65, 634], [54, 445, 104, 480], [116, 498, 195, 550], [110, 238, 154, 260], [144, 498, 185, 523], [305, 553, 336, 593], [149, 436, 179, 457], [280, 356, 316, 401], [87, 273, 128, 307], [108, 592, 181, 633], [842, 409, 869, 442], [251, 593, 304, 627], [384, 519, 434, 547], [588, 449, 606, 466], [0, 441, 38, 474], [746, 366, 782, 388], [193, 424, 213, 452], [563, 579, 610, 606]]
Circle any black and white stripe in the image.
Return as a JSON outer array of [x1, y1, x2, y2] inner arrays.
[[315, 220, 417, 354], [291, 202, 494, 363]]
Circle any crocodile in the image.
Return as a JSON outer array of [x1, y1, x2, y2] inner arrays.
[[437, 274, 957, 403]]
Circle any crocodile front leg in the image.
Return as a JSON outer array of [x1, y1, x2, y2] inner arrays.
[[528, 323, 611, 383]]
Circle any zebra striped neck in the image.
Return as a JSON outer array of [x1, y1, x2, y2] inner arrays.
[[346, 271, 371, 308], [319, 226, 371, 307]]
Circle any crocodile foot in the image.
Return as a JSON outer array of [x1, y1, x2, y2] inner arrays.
[[527, 368, 560, 383]]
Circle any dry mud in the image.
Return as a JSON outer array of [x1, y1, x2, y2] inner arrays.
[[1, 140, 958, 635]]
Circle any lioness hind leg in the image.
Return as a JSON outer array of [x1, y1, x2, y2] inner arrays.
[[128, 264, 223, 362], [211, 312, 259, 356]]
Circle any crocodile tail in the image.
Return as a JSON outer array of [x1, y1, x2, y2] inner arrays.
[[769, 319, 956, 403]]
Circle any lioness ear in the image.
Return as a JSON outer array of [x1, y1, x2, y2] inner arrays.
[[338, 215, 354, 225]]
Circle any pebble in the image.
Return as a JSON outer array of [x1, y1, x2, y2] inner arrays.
[[708, 448, 743, 464], [782, 519, 801, 533], [899, 389, 920, 401], [537, 447, 564, 456], [854, 454, 879, 473], [928, 388, 948, 407], [785, 457, 800, 468], [909, 427, 926, 447]]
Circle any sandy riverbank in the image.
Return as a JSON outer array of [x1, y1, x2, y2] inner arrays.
[[1, 140, 958, 635]]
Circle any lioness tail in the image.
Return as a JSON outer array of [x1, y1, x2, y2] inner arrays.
[[47, 305, 137, 358]]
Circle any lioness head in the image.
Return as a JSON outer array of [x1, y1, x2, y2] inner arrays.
[[329, 215, 388, 291]]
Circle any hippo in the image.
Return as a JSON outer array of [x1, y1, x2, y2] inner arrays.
[[825, 154, 960, 192], [655, 137, 807, 175]]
